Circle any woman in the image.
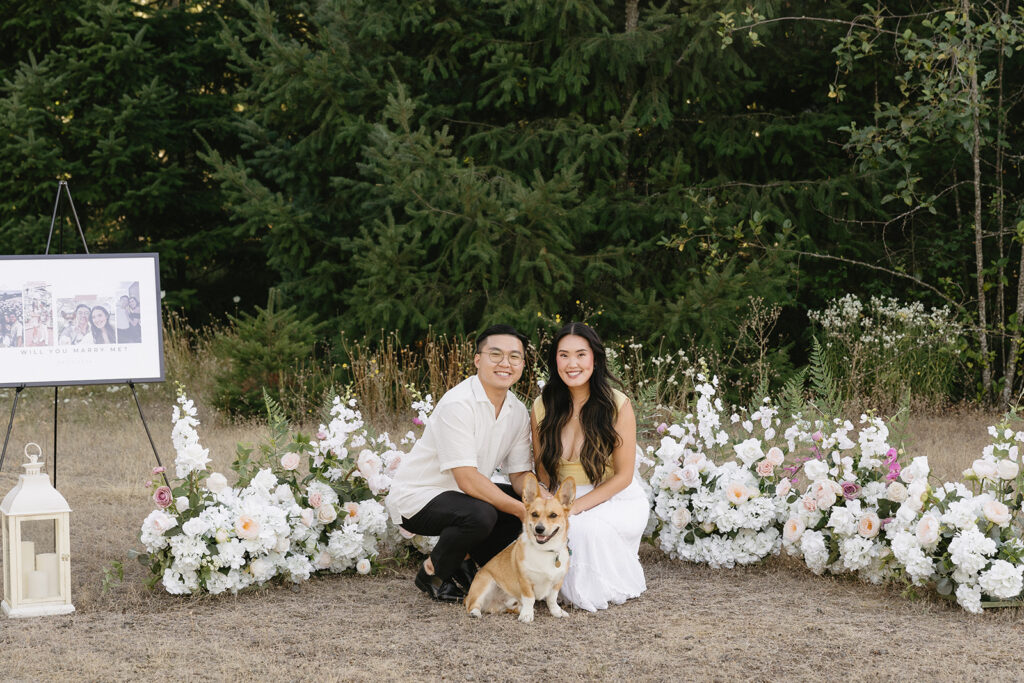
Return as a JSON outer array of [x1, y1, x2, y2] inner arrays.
[[531, 322, 649, 611], [90, 305, 116, 344], [60, 304, 92, 345]]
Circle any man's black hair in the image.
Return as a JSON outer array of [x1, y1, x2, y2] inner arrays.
[[475, 324, 529, 354]]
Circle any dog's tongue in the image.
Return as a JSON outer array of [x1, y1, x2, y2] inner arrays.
[[535, 533, 551, 544]]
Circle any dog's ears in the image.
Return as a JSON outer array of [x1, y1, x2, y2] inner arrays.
[[555, 477, 576, 509], [522, 472, 539, 504]]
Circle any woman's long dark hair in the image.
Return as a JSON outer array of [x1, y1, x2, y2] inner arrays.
[[90, 306, 115, 344], [538, 322, 621, 487]]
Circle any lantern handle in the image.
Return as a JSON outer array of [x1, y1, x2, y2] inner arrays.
[[24, 442, 42, 464]]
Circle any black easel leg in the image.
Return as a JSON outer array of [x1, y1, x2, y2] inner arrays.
[[128, 381, 169, 488], [53, 386, 58, 488], [0, 385, 26, 473]]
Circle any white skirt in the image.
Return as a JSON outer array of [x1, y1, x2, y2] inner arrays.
[[560, 476, 649, 612]]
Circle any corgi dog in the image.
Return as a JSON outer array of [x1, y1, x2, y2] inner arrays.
[[465, 472, 576, 622]]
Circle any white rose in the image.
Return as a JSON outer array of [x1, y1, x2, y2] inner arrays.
[[175, 496, 189, 511], [775, 477, 792, 499], [997, 459, 1019, 480], [215, 528, 229, 544], [280, 452, 301, 471], [803, 459, 829, 481], [671, 507, 692, 529], [984, 500, 1012, 527], [679, 465, 701, 489], [274, 535, 291, 553], [300, 508, 315, 527], [972, 458, 998, 480], [886, 481, 908, 503], [318, 504, 338, 524], [356, 558, 372, 575], [206, 472, 228, 493]]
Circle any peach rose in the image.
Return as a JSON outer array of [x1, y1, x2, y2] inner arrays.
[[725, 482, 751, 505], [775, 477, 792, 499], [858, 512, 881, 539], [280, 452, 301, 471], [343, 502, 360, 519], [783, 517, 806, 543], [756, 459, 775, 477], [665, 468, 685, 492], [916, 514, 939, 546], [315, 550, 332, 569], [984, 500, 1012, 526], [235, 514, 260, 540], [801, 495, 818, 513]]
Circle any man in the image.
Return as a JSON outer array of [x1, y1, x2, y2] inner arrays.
[[385, 324, 533, 602]]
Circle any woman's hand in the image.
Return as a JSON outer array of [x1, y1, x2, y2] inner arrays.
[[569, 500, 585, 516]]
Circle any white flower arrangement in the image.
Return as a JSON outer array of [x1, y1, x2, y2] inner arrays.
[[140, 387, 433, 595]]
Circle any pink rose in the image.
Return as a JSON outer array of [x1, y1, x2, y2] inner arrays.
[[756, 459, 775, 477], [308, 491, 323, 508], [152, 466, 166, 475], [801, 495, 818, 513], [280, 452, 301, 471], [153, 486, 173, 509]]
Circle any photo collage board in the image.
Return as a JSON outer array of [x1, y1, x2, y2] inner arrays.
[[0, 254, 164, 386]]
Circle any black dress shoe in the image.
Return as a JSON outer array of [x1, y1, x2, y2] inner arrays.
[[450, 558, 478, 593], [414, 565, 466, 603]]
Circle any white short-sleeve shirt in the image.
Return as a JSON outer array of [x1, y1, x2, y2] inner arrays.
[[385, 375, 532, 523]]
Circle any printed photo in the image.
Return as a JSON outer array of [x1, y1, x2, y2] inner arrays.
[[0, 290, 22, 348], [23, 282, 54, 347]]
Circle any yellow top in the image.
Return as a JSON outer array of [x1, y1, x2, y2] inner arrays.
[[532, 389, 628, 487]]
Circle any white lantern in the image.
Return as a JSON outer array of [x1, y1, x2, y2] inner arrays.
[[1, 443, 74, 617]]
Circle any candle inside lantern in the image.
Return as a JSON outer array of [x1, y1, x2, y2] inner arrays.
[[26, 569, 48, 599], [36, 553, 59, 597], [20, 541, 35, 587]]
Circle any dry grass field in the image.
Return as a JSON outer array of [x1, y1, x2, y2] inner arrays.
[[0, 386, 1022, 681]]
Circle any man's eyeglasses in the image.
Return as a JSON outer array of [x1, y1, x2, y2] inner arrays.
[[484, 349, 525, 366]]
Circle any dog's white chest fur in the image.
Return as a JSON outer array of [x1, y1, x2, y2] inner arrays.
[[520, 539, 569, 596]]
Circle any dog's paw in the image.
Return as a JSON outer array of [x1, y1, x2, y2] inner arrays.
[[518, 608, 535, 623], [549, 605, 569, 618], [469, 608, 482, 618]]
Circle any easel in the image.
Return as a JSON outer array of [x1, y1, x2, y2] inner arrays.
[[0, 181, 170, 488]]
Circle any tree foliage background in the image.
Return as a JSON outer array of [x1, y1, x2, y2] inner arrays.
[[1, 0, 1022, 401]]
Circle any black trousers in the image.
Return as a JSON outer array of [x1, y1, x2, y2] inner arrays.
[[401, 483, 522, 582]]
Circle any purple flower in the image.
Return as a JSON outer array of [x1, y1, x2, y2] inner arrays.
[[886, 461, 902, 482], [152, 466, 166, 475], [153, 485, 173, 509], [656, 422, 668, 434], [885, 447, 898, 462], [812, 431, 824, 442], [840, 481, 861, 500], [412, 417, 425, 427], [879, 517, 894, 529], [316, 429, 328, 440]]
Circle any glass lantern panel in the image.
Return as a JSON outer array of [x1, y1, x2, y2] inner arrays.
[[18, 518, 60, 600]]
